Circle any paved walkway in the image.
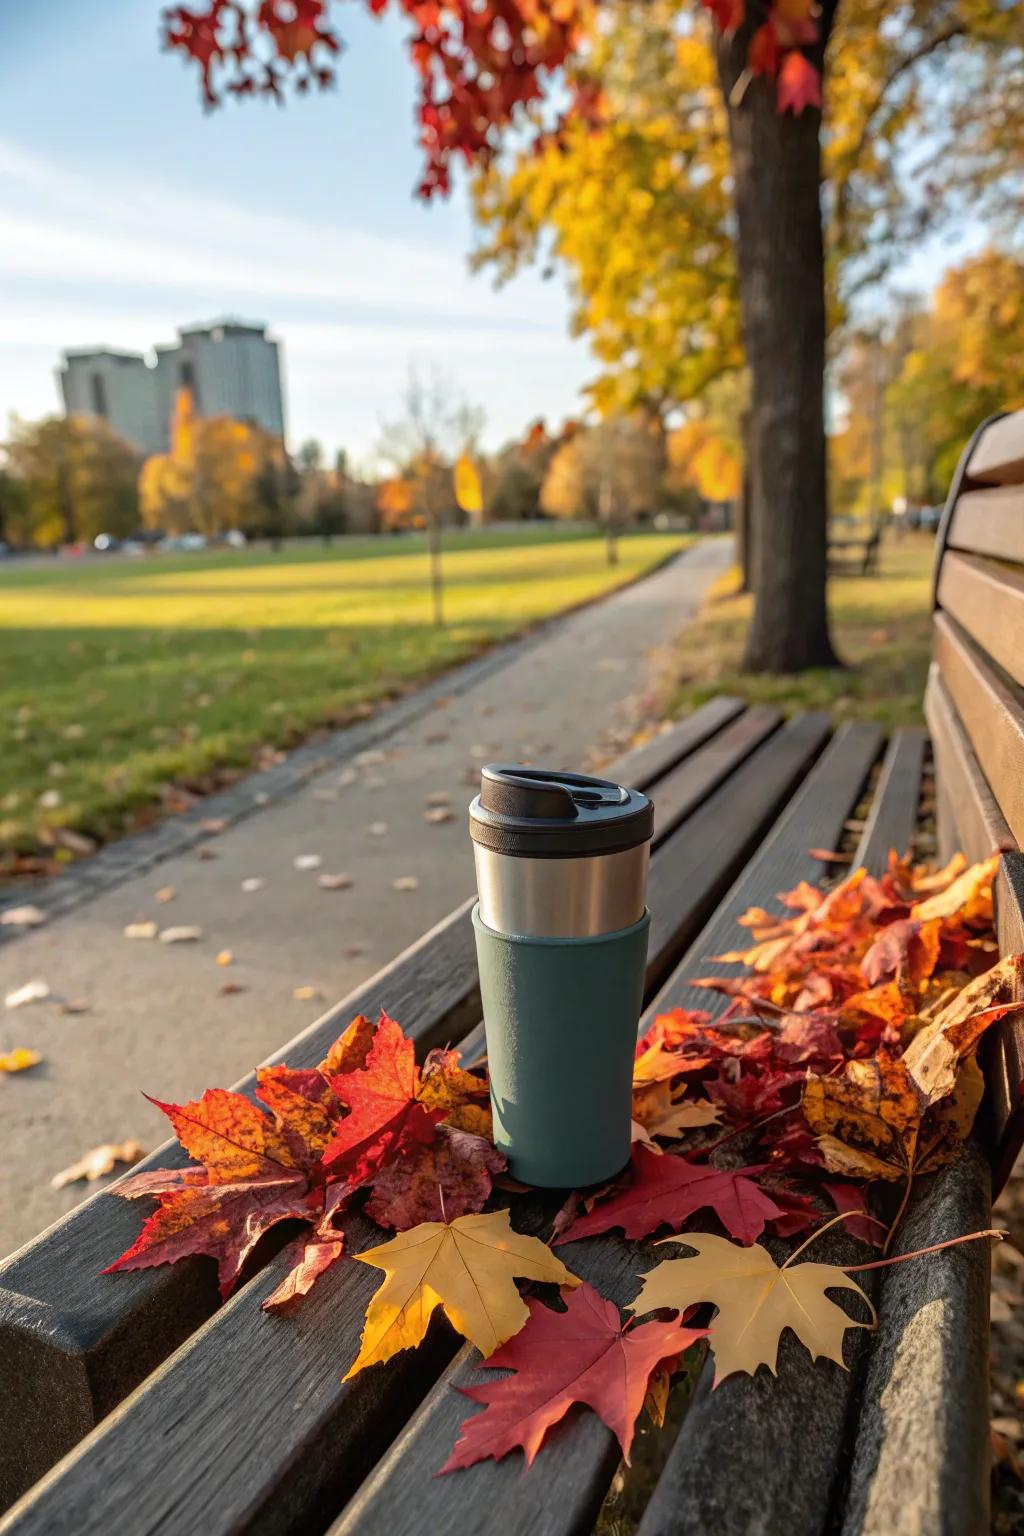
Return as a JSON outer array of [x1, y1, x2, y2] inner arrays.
[[0, 539, 730, 1257]]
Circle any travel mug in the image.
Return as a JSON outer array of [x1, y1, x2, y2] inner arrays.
[[470, 764, 653, 1188]]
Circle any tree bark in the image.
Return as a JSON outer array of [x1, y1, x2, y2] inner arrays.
[[717, 10, 841, 672]]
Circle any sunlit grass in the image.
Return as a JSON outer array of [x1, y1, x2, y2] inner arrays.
[[0, 527, 687, 867], [661, 532, 934, 731]]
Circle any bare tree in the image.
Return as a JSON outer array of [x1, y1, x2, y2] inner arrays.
[[377, 368, 485, 626]]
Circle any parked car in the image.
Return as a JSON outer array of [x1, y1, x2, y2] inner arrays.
[[93, 533, 120, 552]]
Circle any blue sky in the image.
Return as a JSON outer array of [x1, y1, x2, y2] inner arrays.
[[0, 1, 988, 465]]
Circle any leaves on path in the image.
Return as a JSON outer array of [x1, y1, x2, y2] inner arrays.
[[557, 1145, 785, 1246], [4, 978, 50, 1009], [441, 1282, 706, 1472], [294, 854, 322, 871], [344, 1208, 578, 1379], [0, 905, 47, 929], [160, 926, 203, 943], [633, 1232, 874, 1385], [318, 872, 353, 891], [124, 922, 158, 940], [53, 1140, 144, 1189], [0, 1046, 41, 1073]]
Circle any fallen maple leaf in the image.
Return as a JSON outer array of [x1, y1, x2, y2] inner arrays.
[[910, 855, 998, 923], [366, 1126, 506, 1229], [344, 1208, 578, 1378], [632, 1231, 873, 1384], [557, 1146, 785, 1246], [4, 979, 50, 1009], [440, 1282, 706, 1473], [632, 1081, 721, 1145], [52, 1140, 144, 1189], [0, 904, 47, 929], [0, 1046, 41, 1073], [322, 1012, 442, 1183]]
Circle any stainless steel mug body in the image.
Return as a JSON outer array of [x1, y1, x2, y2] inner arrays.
[[470, 764, 653, 1186]]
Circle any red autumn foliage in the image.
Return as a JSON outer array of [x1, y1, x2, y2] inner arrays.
[[440, 1282, 707, 1472], [162, 0, 824, 198]]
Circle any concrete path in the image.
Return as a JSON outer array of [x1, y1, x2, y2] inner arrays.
[[0, 538, 730, 1257]]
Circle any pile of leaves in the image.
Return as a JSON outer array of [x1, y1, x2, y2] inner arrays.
[[106, 851, 1020, 1473]]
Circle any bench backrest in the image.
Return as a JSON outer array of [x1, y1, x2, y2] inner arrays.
[[928, 404, 1024, 1175]]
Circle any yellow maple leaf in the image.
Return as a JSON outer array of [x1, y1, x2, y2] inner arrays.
[[0, 1046, 41, 1074], [632, 1232, 874, 1385], [344, 1208, 579, 1379]]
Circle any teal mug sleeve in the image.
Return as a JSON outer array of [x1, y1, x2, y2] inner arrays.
[[472, 903, 650, 1188]]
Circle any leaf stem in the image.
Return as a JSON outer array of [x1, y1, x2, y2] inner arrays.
[[845, 1229, 1005, 1273]]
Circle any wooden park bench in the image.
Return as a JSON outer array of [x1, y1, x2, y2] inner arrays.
[[828, 518, 883, 577], [1, 406, 1023, 1536]]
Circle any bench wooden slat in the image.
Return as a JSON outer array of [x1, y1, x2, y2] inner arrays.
[[839, 1140, 992, 1536], [949, 485, 1024, 566], [966, 408, 1024, 486], [317, 723, 882, 1536], [925, 667, 1015, 866], [937, 550, 1024, 690], [0, 700, 748, 1514], [650, 704, 780, 846], [989, 852, 1024, 1189], [0, 715, 835, 1536], [852, 727, 926, 874], [933, 611, 1024, 848], [607, 696, 746, 793]]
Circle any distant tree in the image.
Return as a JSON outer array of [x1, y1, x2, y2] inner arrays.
[[4, 415, 139, 547], [377, 368, 486, 623], [0, 463, 32, 549], [296, 438, 324, 475], [540, 437, 589, 521]]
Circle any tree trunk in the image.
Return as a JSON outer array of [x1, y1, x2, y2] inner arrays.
[[716, 11, 841, 673], [426, 503, 445, 626]]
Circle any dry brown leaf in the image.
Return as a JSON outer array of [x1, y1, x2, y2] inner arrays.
[[4, 978, 51, 1009], [154, 886, 176, 904], [425, 791, 452, 807], [0, 905, 47, 929], [903, 954, 1024, 1104], [293, 985, 323, 1001], [318, 873, 353, 891], [200, 818, 228, 834], [58, 998, 91, 1016], [367, 822, 389, 837], [294, 854, 322, 871], [0, 1047, 41, 1074], [51, 1140, 145, 1189], [424, 807, 454, 824], [218, 981, 245, 996], [159, 926, 203, 944], [393, 876, 420, 892], [241, 877, 266, 893], [124, 921, 158, 940]]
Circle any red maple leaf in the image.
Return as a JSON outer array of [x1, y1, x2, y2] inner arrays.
[[103, 1081, 328, 1298], [365, 1126, 506, 1229], [776, 51, 821, 114], [556, 1146, 785, 1246], [322, 1012, 442, 1182], [440, 1283, 706, 1472]]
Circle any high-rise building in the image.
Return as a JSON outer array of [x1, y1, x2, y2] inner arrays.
[[59, 320, 286, 453]]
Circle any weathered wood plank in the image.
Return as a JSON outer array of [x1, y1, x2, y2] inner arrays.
[[949, 485, 1024, 567], [0, 707, 745, 1513], [852, 728, 926, 875], [924, 667, 1015, 866], [606, 696, 746, 794], [933, 611, 1024, 849], [651, 705, 780, 847], [938, 550, 1024, 690], [840, 1141, 992, 1536], [966, 408, 1024, 487], [0, 718, 834, 1536], [989, 852, 1024, 1191]]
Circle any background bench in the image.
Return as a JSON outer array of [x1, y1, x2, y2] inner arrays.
[[2, 409, 1023, 1535]]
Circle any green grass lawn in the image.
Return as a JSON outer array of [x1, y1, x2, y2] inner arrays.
[[0, 526, 687, 872], [661, 531, 934, 731]]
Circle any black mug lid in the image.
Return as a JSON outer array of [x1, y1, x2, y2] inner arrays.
[[470, 764, 653, 858]]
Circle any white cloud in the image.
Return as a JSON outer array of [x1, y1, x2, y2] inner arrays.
[[0, 137, 593, 455]]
